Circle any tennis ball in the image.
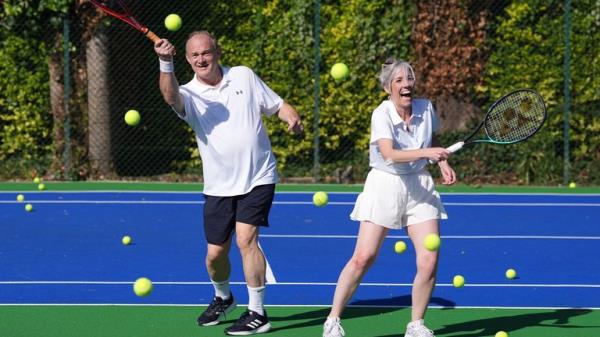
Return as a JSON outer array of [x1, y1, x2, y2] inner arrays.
[[38, 183, 46, 191], [394, 240, 407, 254], [16, 194, 25, 202], [25, 204, 33, 212], [33, 177, 41, 184], [453, 275, 465, 288], [495, 331, 509, 337], [424, 233, 441, 251], [569, 182, 576, 188], [330, 63, 349, 81], [164, 14, 182, 31], [133, 277, 153, 297], [124, 109, 141, 126], [122, 235, 132, 245], [313, 191, 328, 207], [505, 268, 517, 280]]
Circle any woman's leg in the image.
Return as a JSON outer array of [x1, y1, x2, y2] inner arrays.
[[328, 221, 389, 318], [406, 219, 439, 321]]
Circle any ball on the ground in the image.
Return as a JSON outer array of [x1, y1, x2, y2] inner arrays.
[[133, 277, 153, 297], [330, 63, 349, 81], [124, 109, 141, 126], [568, 182, 576, 188], [495, 331, 509, 337], [164, 14, 182, 31], [424, 233, 441, 251], [25, 204, 33, 212], [313, 191, 329, 207], [505, 268, 517, 279], [33, 177, 41, 184], [122, 235, 132, 245], [453, 275, 465, 288], [16, 194, 25, 202], [38, 183, 46, 191], [394, 240, 407, 254]]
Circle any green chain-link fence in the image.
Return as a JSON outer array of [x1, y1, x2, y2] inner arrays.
[[1, 0, 598, 185]]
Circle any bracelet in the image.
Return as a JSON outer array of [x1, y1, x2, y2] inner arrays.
[[159, 59, 174, 73]]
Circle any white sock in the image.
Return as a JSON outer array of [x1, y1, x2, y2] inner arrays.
[[408, 319, 424, 328], [247, 285, 266, 315], [211, 279, 231, 300]]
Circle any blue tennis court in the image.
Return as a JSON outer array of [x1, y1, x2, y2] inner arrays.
[[1, 191, 599, 309]]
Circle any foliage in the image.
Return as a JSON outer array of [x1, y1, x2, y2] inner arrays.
[[479, 0, 600, 185], [0, 35, 52, 179]]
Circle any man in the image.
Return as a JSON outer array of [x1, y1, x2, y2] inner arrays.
[[154, 31, 303, 335]]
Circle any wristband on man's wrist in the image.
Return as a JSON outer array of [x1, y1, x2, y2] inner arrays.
[[159, 59, 174, 73]]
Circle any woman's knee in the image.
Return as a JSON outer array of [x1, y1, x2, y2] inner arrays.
[[351, 251, 377, 271]]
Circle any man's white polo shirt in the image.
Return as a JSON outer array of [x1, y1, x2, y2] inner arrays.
[[369, 98, 440, 175], [178, 66, 283, 196]]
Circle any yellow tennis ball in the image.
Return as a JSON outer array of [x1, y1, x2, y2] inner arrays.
[[25, 204, 33, 212], [313, 191, 328, 207], [495, 331, 509, 337], [164, 14, 182, 31], [330, 63, 349, 81], [505, 268, 517, 279], [133, 277, 153, 297], [394, 240, 407, 254], [424, 233, 441, 251], [124, 109, 141, 126], [33, 177, 41, 184], [16, 194, 25, 202], [568, 182, 576, 188], [122, 235, 132, 245], [38, 183, 46, 191], [453, 275, 465, 288]]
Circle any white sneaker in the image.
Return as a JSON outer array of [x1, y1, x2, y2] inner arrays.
[[405, 319, 435, 337], [323, 317, 345, 337]]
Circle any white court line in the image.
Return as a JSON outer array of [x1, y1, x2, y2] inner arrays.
[[1, 200, 600, 206], [261, 234, 600, 240], [0, 303, 598, 310], [258, 242, 277, 284], [1, 281, 599, 288]]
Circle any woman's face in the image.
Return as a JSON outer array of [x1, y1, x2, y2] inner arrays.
[[388, 67, 415, 111]]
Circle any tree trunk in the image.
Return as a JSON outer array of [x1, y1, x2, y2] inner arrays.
[[87, 25, 112, 176], [48, 32, 66, 179]]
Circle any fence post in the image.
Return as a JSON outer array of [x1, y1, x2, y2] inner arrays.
[[312, 0, 321, 182], [562, 0, 572, 185]]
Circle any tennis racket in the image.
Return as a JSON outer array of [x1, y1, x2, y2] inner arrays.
[[89, 0, 160, 43], [441, 88, 547, 157]]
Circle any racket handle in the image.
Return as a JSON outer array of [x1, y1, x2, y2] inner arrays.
[[428, 142, 465, 164], [446, 141, 464, 153], [145, 30, 161, 43]]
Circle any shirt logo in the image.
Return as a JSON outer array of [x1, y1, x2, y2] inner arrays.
[[235, 90, 243, 95]]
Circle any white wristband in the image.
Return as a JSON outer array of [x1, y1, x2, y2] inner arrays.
[[159, 59, 174, 73]]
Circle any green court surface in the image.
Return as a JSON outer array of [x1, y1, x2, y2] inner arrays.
[[1, 181, 599, 194], [1, 306, 599, 337]]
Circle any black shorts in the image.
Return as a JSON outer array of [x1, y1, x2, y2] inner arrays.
[[203, 184, 275, 245]]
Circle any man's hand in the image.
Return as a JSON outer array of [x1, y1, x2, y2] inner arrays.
[[154, 39, 176, 60]]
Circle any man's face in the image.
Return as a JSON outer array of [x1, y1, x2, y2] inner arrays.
[[185, 34, 221, 85]]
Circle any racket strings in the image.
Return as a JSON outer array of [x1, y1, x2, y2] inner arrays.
[[484, 91, 545, 143]]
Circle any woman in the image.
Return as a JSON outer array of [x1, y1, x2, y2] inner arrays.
[[322, 58, 456, 337]]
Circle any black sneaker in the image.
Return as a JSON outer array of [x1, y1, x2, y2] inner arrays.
[[197, 294, 237, 326], [224, 309, 271, 335]]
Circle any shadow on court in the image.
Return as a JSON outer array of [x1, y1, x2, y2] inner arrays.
[[374, 309, 598, 337], [269, 295, 455, 333]]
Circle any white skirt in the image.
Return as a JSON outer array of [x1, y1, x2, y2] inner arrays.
[[350, 168, 447, 229]]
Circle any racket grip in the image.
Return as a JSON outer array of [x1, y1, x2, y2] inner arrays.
[[145, 30, 161, 43], [428, 142, 465, 164]]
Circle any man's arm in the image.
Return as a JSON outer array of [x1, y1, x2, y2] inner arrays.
[[154, 39, 185, 115], [276, 102, 303, 134]]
